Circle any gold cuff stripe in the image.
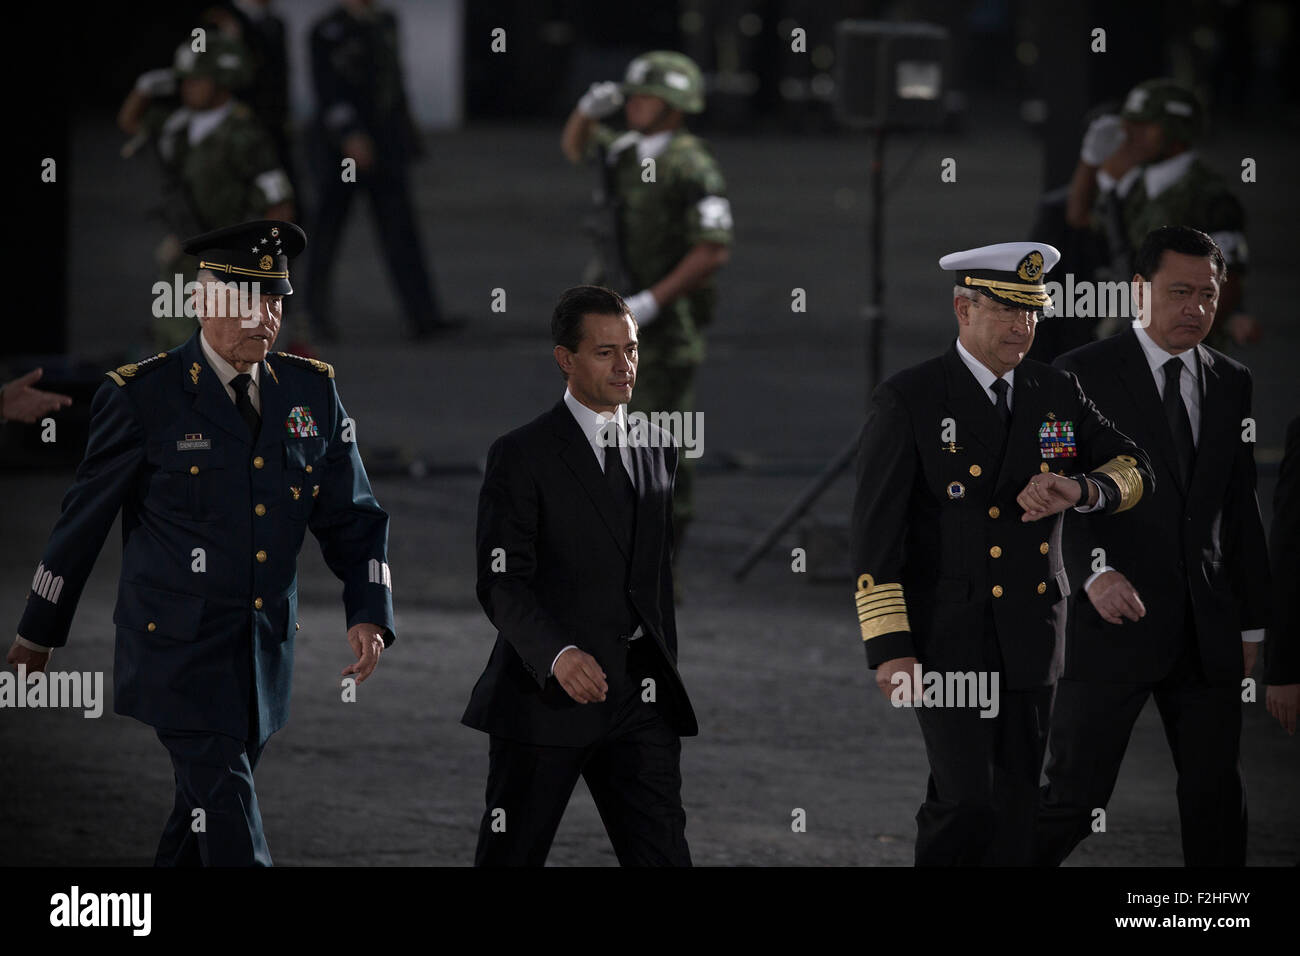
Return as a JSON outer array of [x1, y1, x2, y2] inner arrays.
[[861, 612, 911, 641], [964, 276, 1050, 307], [857, 596, 907, 615], [105, 371, 126, 386], [1092, 455, 1144, 513], [199, 260, 289, 279]]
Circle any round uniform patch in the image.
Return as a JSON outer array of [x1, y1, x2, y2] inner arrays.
[[947, 481, 966, 499]]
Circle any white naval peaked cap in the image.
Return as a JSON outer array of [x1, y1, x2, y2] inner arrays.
[[939, 241, 1061, 308]]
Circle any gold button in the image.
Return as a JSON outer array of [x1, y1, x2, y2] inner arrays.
[[969, 464, 982, 477], [256, 550, 268, 563], [253, 456, 265, 469], [189, 465, 199, 475], [295, 622, 301, 631], [1040, 462, 1050, 473], [1037, 582, 1047, 595], [305, 465, 313, 474], [988, 506, 1000, 519], [991, 585, 1004, 598], [254, 503, 266, 517], [147, 622, 157, 632], [254, 597, 264, 610], [1039, 542, 1050, 555], [989, 545, 1002, 558]]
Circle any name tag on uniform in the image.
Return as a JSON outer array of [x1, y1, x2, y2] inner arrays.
[[176, 434, 210, 451], [1039, 419, 1077, 458], [286, 405, 318, 438]]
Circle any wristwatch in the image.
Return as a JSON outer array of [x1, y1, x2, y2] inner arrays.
[[1071, 474, 1091, 507]]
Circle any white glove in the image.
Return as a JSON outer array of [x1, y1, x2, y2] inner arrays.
[[578, 81, 624, 120], [135, 68, 177, 98], [624, 289, 659, 325], [1080, 114, 1125, 166]]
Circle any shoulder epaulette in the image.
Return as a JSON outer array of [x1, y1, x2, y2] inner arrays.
[[272, 351, 334, 378], [106, 352, 172, 387]]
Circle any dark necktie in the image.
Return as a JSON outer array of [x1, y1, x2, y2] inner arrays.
[[230, 373, 261, 438], [1162, 357, 1196, 484], [604, 439, 637, 542], [990, 378, 1012, 429]]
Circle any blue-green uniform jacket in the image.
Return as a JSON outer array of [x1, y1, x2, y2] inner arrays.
[[17, 331, 395, 742]]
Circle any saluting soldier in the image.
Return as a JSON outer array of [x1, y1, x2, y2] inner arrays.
[[118, 34, 295, 350], [7, 220, 395, 867], [1067, 78, 1256, 351], [561, 51, 733, 555], [850, 242, 1153, 866]]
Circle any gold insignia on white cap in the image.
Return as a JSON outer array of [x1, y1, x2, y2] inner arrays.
[[939, 242, 1061, 308]]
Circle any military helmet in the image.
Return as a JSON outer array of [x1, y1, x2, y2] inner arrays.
[[1121, 78, 1204, 144], [621, 51, 705, 113], [173, 34, 252, 89]]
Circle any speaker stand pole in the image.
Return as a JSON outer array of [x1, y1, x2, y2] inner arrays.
[[733, 127, 888, 581]]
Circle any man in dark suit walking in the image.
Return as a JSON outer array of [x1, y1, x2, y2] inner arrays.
[[1036, 225, 1272, 866], [464, 285, 698, 866]]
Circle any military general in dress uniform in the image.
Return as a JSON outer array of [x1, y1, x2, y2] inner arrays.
[[7, 220, 395, 866], [561, 51, 733, 555], [850, 242, 1153, 865]]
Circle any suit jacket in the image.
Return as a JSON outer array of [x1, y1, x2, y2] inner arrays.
[[851, 342, 1152, 690], [19, 331, 395, 742], [1264, 417, 1298, 684], [1055, 328, 1270, 685], [463, 399, 698, 746]]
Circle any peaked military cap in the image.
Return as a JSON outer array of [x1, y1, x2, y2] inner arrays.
[[182, 219, 307, 295], [940, 242, 1061, 309]]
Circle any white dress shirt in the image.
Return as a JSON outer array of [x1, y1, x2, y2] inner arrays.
[[1132, 321, 1199, 444], [200, 330, 262, 414], [550, 388, 641, 674]]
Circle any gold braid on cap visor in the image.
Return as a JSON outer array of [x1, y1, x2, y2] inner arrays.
[[964, 275, 1051, 307]]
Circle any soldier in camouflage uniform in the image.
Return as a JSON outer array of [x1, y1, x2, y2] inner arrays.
[[119, 34, 295, 350], [561, 51, 733, 553], [1067, 79, 1256, 352]]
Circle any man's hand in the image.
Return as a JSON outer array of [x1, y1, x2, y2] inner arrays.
[[342, 623, 385, 683], [577, 81, 624, 120], [876, 656, 919, 702], [342, 132, 375, 172], [1266, 684, 1299, 735], [7, 637, 50, 674], [1080, 114, 1125, 166], [1, 369, 73, 424], [553, 647, 607, 703], [1017, 472, 1085, 521], [1085, 570, 1146, 625]]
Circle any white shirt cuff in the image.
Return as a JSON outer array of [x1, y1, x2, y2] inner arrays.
[[1242, 629, 1264, 644], [1083, 567, 1114, 593], [1073, 478, 1107, 512], [550, 645, 577, 675], [15, 635, 52, 654]]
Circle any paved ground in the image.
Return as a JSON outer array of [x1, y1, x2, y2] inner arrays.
[[1, 115, 1296, 866]]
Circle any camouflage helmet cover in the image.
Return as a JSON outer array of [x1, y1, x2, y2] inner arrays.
[[173, 34, 252, 89], [622, 51, 705, 113], [1121, 78, 1205, 144]]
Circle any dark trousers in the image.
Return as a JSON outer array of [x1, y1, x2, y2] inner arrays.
[[304, 155, 441, 334], [1035, 642, 1246, 866], [474, 640, 691, 867], [913, 682, 1053, 865], [154, 729, 271, 867]]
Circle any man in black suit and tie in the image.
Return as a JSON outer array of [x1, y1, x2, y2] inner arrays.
[[1036, 226, 1272, 866], [463, 285, 698, 866]]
